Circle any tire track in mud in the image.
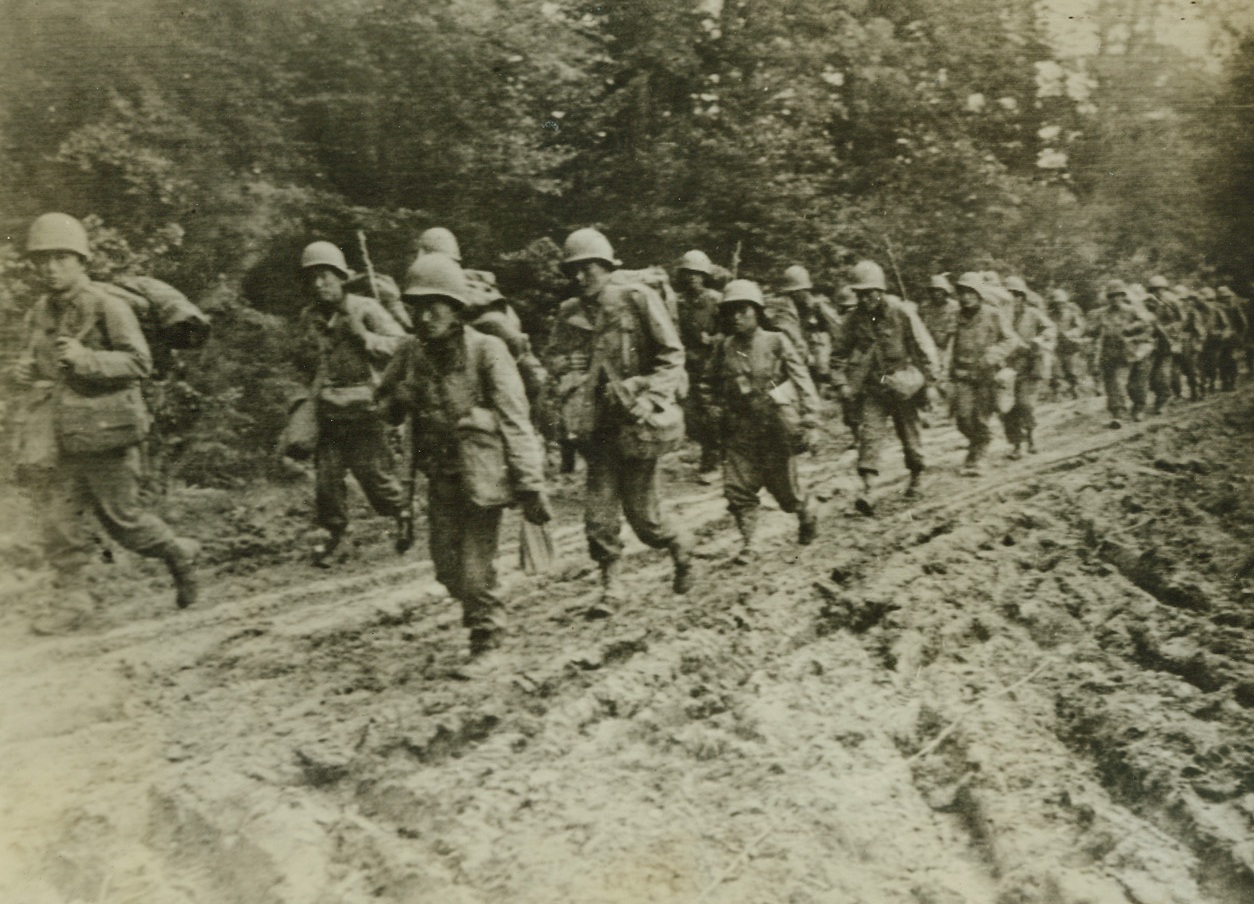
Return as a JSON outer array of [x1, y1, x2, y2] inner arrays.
[[2, 391, 1251, 903]]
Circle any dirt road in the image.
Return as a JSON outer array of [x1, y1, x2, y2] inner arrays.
[[2, 389, 1252, 904]]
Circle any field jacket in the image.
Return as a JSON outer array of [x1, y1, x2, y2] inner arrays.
[[831, 296, 939, 398], [377, 326, 544, 507]]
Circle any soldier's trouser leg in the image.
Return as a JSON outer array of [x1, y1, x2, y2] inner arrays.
[[951, 381, 992, 458], [1200, 342, 1219, 391], [1219, 347, 1238, 390], [1127, 360, 1150, 415], [40, 448, 178, 572], [723, 445, 765, 515], [1176, 353, 1198, 399], [1101, 362, 1130, 418], [344, 418, 405, 518], [855, 392, 888, 476], [585, 444, 678, 564], [427, 475, 504, 629], [889, 396, 925, 474], [315, 423, 351, 535], [1003, 377, 1039, 445], [1149, 354, 1172, 410]]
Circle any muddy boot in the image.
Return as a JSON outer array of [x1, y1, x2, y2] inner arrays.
[[1007, 442, 1023, 461], [961, 448, 984, 477], [903, 471, 923, 500], [670, 534, 695, 595], [1026, 431, 1037, 455], [854, 472, 875, 516], [394, 512, 415, 555], [468, 625, 503, 657], [732, 509, 758, 565], [586, 562, 624, 619], [312, 529, 344, 568], [162, 538, 201, 609], [797, 497, 818, 545]]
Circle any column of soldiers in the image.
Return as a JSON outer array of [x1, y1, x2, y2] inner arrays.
[[11, 212, 1254, 650]]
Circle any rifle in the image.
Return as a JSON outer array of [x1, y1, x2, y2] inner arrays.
[[882, 234, 909, 302], [356, 230, 383, 305], [730, 239, 742, 280]]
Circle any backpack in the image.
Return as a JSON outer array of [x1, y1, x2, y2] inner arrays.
[[96, 276, 211, 375]]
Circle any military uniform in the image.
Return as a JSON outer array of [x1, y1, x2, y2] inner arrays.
[[831, 297, 938, 481], [377, 325, 545, 635], [14, 275, 191, 585], [1145, 293, 1183, 411], [310, 293, 407, 538], [1048, 300, 1087, 398], [701, 323, 819, 547], [1089, 297, 1153, 421], [1001, 300, 1056, 454], [544, 280, 690, 569], [918, 296, 960, 369], [676, 284, 723, 472], [949, 303, 1021, 467]]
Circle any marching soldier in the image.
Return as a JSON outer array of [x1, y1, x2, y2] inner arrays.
[[700, 280, 820, 564], [831, 260, 939, 512], [780, 265, 842, 391], [11, 213, 200, 633], [543, 228, 694, 618], [1001, 277, 1056, 457], [674, 249, 724, 478], [1089, 279, 1154, 428], [1144, 278, 1183, 412], [376, 254, 550, 656], [1175, 285, 1206, 400], [918, 275, 960, 370], [1046, 288, 1087, 399], [300, 240, 409, 564], [1216, 287, 1246, 391], [949, 273, 1022, 475]]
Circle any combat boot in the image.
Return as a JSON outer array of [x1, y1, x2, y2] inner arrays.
[[1026, 431, 1037, 455], [468, 625, 503, 657], [1008, 443, 1023, 461], [733, 509, 758, 564], [903, 471, 923, 499], [797, 497, 819, 545], [162, 537, 201, 609], [961, 447, 985, 477], [312, 529, 344, 568], [394, 512, 415, 554], [854, 472, 875, 516], [586, 561, 624, 619], [670, 534, 695, 595]]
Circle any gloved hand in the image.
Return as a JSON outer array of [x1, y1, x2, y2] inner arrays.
[[519, 491, 553, 525]]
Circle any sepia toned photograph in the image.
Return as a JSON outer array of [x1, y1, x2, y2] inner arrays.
[[1, 1, 1252, 901]]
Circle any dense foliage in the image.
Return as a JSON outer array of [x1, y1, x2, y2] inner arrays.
[[2, 0, 1251, 484]]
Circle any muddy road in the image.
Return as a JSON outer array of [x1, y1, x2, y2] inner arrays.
[[2, 389, 1253, 904]]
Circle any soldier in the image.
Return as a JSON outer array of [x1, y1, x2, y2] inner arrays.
[[700, 280, 820, 564], [674, 249, 723, 478], [300, 241, 409, 565], [1001, 277, 1056, 458], [1144, 277, 1183, 412], [1198, 287, 1226, 395], [780, 265, 842, 391], [416, 226, 462, 262], [1046, 288, 1087, 399], [830, 285, 862, 441], [11, 213, 199, 634], [918, 275, 960, 370], [831, 260, 939, 513], [543, 228, 694, 617], [949, 273, 1023, 475], [1175, 285, 1207, 400], [1216, 287, 1246, 391], [1088, 279, 1154, 428], [376, 254, 550, 656]]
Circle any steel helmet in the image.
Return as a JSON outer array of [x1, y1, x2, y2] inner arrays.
[[836, 285, 858, 310], [677, 249, 714, 276], [562, 228, 620, 269], [1148, 275, 1169, 290], [719, 279, 765, 308], [301, 241, 350, 279], [1173, 284, 1192, 298], [402, 252, 468, 306], [417, 227, 462, 263], [781, 265, 813, 294], [27, 212, 91, 259], [848, 260, 887, 292], [1200, 287, 1217, 301], [1048, 288, 1070, 304], [1217, 286, 1235, 299], [954, 272, 988, 298], [1004, 275, 1029, 295], [929, 274, 954, 293], [1105, 279, 1128, 298]]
